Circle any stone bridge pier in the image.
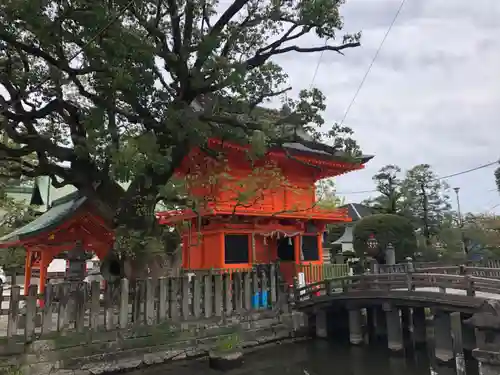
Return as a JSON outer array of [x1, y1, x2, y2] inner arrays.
[[310, 303, 481, 367], [465, 300, 500, 375]]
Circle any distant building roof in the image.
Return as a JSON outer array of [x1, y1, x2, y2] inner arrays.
[[340, 203, 374, 222]]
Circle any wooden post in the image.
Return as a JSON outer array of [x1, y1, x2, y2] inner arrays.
[[158, 277, 168, 322], [193, 275, 202, 318], [24, 251, 32, 297], [169, 278, 180, 320], [104, 282, 114, 330], [450, 312, 464, 358], [232, 272, 243, 312], [252, 271, 259, 310], [41, 283, 54, 335], [181, 276, 190, 320], [144, 278, 155, 325], [24, 284, 38, 342], [213, 274, 223, 317], [119, 278, 129, 329], [203, 274, 213, 318], [222, 273, 232, 315], [406, 270, 414, 291], [348, 308, 364, 345], [89, 281, 100, 331], [243, 272, 252, 311], [261, 270, 268, 308], [7, 285, 21, 339], [465, 275, 475, 297], [57, 283, 70, 332], [74, 282, 86, 333], [270, 264, 277, 306], [132, 280, 144, 323]]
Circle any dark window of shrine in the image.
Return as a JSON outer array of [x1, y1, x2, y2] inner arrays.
[[301, 235, 319, 261], [277, 237, 295, 261], [224, 235, 250, 264]]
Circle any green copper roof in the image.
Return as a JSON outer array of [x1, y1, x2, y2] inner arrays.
[[0, 195, 87, 245]]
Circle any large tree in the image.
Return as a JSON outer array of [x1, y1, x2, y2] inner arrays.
[[363, 164, 452, 248], [399, 164, 452, 242], [0, 0, 362, 268], [495, 167, 500, 194], [363, 164, 403, 214]]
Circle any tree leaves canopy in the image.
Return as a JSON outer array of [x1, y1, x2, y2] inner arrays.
[[0, 0, 363, 264], [352, 214, 417, 263], [363, 164, 452, 236], [0, 0, 361, 200]]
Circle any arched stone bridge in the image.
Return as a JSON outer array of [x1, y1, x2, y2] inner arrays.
[[293, 268, 500, 373], [294, 270, 500, 314]]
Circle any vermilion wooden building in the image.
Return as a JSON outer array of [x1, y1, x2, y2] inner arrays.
[[156, 137, 373, 283], [0, 193, 114, 296]]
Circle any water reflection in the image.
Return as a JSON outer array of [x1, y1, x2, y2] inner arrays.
[[131, 340, 480, 375]]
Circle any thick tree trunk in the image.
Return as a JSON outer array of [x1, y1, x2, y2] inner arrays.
[[87, 143, 189, 280]]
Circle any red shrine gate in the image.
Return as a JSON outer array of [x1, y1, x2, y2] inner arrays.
[[0, 193, 113, 296]]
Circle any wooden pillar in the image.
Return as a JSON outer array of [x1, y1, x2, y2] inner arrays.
[[294, 235, 301, 264], [373, 305, 387, 341], [450, 312, 466, 374], [39, 251, 48, 295], [434, 310, 454, 364], [412, 307, 427, 348], [39, 251, 49, 308], [348, 308, 364, 345], [317, 233, 323, 263], [24, 249, 32, 296], [400, 307, 412, 334], [384, 304, 403, 352], [315, 310, 328, 338]]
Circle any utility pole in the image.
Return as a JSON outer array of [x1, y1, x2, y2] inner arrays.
[[420, 182, 431, 246], [453, 187, 467, 254]]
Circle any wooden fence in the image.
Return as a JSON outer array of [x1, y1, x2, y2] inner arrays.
[[295, 264, 349, 284], [0, 266, 282, 343]]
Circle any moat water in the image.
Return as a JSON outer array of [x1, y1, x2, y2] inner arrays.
[[130, 339, 480, 375]]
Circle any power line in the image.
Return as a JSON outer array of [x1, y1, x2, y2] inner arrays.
[[336, 159, 500, 195], [339, 0, 408, 127], [490, 203, 500, 211], [434, 160, 500, 181], [2, 0, 134, 109], [309, 41, 328, 89]]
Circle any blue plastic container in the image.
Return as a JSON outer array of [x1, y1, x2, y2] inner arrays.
[[260, 290, 268, 308], [252, 293, 260, 309]]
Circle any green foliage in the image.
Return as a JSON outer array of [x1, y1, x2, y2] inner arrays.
[[0, 191, 37, 271], [0, 0, 363, 264], [399, 164, 452, 235], [316, 179, 344, 210], [495, 167, 500, 194], [363, 165, 402, 214], [363, 164, 452, 238], [352, 214, 418, 262], [0, 365, 22, 375], [214, 333, 241, 353]]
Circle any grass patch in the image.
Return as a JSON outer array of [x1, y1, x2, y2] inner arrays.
[[214, 333, 241, 353], [0, 366, 22, 375]]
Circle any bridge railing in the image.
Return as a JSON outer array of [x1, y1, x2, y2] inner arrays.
[[293, 271, 500, 304], [375, 263, 500, 279]]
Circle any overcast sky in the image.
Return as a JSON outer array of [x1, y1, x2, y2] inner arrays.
[[273, 0, 500, 215]]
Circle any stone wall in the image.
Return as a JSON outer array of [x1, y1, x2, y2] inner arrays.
[[0, 311, 308, 375]]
